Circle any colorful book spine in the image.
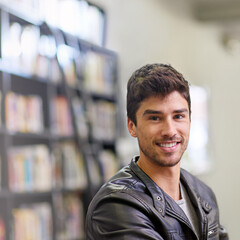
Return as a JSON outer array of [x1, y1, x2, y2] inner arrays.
[[72, 97, 89, 139], [88, 100, 116, 141], [84, 51, 115, 95], [8, 145, 52, 192], [12, 203, 52, 240], [51, 141, 87, 190], [98, 150, 119, 182], [5, 92, 44, 133], [53, 193, 84, 239], [50, 96, 73, 136], [0, 218, 5, 240], [3, 21, 61, 80]]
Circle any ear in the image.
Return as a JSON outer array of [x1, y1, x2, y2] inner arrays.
[[127, 117, 137, 138]]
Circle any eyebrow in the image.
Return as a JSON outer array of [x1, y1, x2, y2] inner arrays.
[[143, 108, 189, 116]]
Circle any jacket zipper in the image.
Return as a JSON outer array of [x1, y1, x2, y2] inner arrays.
[[166, 209, 198, 239], [208, 228, 218, 236], [201, 215, 208, 240]]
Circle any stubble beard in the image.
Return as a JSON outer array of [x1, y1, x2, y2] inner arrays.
[[138, 141, 186, 168]]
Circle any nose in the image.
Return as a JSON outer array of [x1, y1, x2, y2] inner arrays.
[[161, 118, 177, 138]]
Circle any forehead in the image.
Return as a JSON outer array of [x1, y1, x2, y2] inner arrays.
[[137, 91, 189, 114]]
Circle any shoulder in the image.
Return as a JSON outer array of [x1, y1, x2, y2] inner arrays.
[[86, 164, 156, 239], [88, 163, 152, 212]]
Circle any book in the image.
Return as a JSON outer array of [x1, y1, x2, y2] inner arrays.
[[8, 145, 52, 192], [61, 141, 87, 190], [51, 146, 63, 189], [50, 96, 73, 136], [72, 97, 89, 139], [0, 217, 5, 240], [5, 92, 44, 133], [63, 194, 84, 239], [12, 202, 52, 240], [51, 141, 87, 190], [84, 51, 115, 95], [86, 154, 101, 187], [53, 193, 84, 240], [5, 92, 17, 132], [98, 150, 119, 182], [34, 34, 61, 81], [87, 100, 116, 141], [53, 0, 105, 45], [19, 25, 40, 75], [57, 44, 78, 87], [3, 20, 61, 80], [49, 57, 62, 83]]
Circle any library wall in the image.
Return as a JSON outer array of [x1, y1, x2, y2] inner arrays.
[[91, 0, 240, 239]]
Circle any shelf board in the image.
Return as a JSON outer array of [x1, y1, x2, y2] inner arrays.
[[0, 189, 10, 198], [91, 138, 117, 148], [0, 127, 77, 142], [0, 1, 42, 25], [10, 191, 53, 206], [89, 91, 117, 102], [0, 189, 84, 199], [6, 130, 52, 139], [53, 188, 85, 195], [11, 190, 52, 198], [0, 189, 53, 199], [0, 60, 48, 83], [50, 133, 76, 141], [6, 130, 78, 142]]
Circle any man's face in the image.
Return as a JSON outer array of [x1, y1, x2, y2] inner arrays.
[[127, 91, 190, 167]]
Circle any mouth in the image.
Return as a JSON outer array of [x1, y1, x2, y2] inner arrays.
[[158, 142, 178, 148], [156, 141, 180, 152]]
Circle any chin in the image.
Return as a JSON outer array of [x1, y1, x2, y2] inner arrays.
[[156, 157, 181, 168]]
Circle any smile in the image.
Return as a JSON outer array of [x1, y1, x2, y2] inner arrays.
[[159, 142, 178, 148], [156, 141, 181, 151]]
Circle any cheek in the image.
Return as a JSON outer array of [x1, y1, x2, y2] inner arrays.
[[181, 124, 190, 138], [137, 125, 158, 141]]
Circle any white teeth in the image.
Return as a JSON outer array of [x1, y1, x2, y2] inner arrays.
[[159, 142, 177, 148]]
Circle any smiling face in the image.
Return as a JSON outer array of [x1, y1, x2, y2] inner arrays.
[[128, 91, 190, 168]]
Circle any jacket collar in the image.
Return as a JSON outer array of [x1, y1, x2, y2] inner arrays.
[[180, 169, 212, 214], [130, 157, 167, 217], [130, 157, 212, 218]]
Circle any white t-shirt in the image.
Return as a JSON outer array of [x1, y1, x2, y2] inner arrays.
[[176, 183, 200, 239]]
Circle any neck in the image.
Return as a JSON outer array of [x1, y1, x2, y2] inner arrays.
[[137, 158, 181, 201]]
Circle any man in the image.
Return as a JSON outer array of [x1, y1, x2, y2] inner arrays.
[[86, 63, 228, 239]]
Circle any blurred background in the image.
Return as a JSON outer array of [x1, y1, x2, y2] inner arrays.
[[0, 0, 239, 239], [92, 0, 240, 239], [94, 0, 240, 238]]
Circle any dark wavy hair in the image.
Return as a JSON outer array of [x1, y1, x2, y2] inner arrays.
[[127, 63, 191, 125]]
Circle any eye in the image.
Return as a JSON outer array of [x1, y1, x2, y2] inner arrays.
[[149, 116, 160, 121], [174, 114, 184, 119]]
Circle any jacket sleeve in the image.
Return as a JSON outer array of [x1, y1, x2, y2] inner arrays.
[[86, 191, 164, 240]]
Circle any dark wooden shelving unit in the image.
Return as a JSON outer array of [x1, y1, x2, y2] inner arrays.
[[0, 1, 119, 239]]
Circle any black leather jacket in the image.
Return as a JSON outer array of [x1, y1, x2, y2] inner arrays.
[[86, 157, 228, 240]]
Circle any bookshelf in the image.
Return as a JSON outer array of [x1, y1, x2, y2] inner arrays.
[[0, 1, 119, 239]]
